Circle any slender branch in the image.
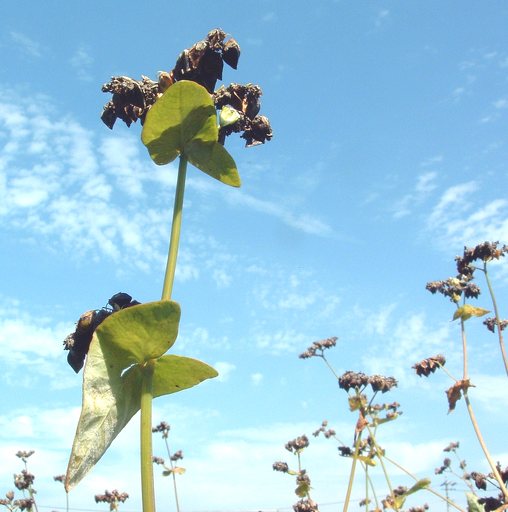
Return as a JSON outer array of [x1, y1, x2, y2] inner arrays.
[[483, 262, 508, 376], [161, 156, 188, 301], [382, 455, 466, 512], [460, 317, 468, 380], [463, 390, 508, 500], [321, 354, 340, 380], [163, 437, 181, 512], [342, 432, 363, 512], [141, 360, 156, 512]]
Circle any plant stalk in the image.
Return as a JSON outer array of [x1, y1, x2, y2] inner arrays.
[[141, 360, 156, 512], [140, 155, 189, 511], [161, 156, 188, 301], [463, 390, 508, 500], [483, 262, 508, 376]]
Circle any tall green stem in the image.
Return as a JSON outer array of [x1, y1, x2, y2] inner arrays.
[[162, 156, 188, 301], [141, 360, 156, 512], [140, 155, 188, 512]]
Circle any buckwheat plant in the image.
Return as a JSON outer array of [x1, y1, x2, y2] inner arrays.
[[94, 489, 129, 512], [62, 29, 271, 512], [0, 451, 37, 512], [275, 338, 462, 512], [152, 421, 185, 512], [418, 241, 508, 510]]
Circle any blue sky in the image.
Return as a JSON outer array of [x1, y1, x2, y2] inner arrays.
[[1, 1, 508, 511]]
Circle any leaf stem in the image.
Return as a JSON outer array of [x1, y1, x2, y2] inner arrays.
[[161, 156, 188, 301], [141, 360, 156, 512]]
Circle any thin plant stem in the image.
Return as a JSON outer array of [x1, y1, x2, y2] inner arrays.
[[140, 155, 189, 511], [141, 359, 156, 512], [342, 432, 363, 512], [482, 262, 508, 376], [320, 354, 340, 380], [460, 317, 468, 379], [161, 156, 188, 302], [459, 316, 508, 498], [163, 437, 181, 512], [382, 454, 466, 512], [365, 426, 395, 508], [463, 390, 508, 500]]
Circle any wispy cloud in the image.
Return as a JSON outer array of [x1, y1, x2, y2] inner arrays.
[[426, 181, 508, 249], [227, 191, 333, 236], [0, 89, 330, 278], [375, 9, 390, 28], [392, 171, 438, 219], [9, 31, 42, 58], [0, 297, 76, 390], [69, 45, 94, 82]]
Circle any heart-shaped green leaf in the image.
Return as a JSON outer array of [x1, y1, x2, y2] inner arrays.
[[141, 80, 240, 187], [96, 301, 181, 366], [65, 301, 217, 490]]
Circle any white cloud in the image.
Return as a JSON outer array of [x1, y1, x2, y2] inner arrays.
[[9, 31, 42, 58], [426, 181, 508, 249], [213, 361, 236, 382], [493, 98, 508, 109], [251, 372, 263, 385], [227, 191, 333, 236], [393, 171, 437, 219], [0, 297, 77, 390], [69, 45, 94, 82], [255, 329, 309, 353]]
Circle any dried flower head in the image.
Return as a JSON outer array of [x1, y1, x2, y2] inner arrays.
[[483, 317, 508, 333], [285, 435, 310, 453], [152, 421, 171, 438], [293, 498, 319, 512], [299, 337, 337, 359], [338, 371, 369, 391], [272, 461, 289, 473], [426, 276, 480, 303], [369, 375, 398, 393], [63, 292, 140, 373], [14, 470, 34, 491], [101, 29, 272, 147], [412, 354, 446, 377], [443, 441, 459, 453], [94, 489, 129, 506], [170, 450, 184, 462]]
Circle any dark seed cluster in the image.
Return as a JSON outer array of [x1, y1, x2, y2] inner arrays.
[[299, 337, 337, 359], [293, 498, 319, 512], [312, 420, 336, 439], [285, 435, 310, 453], [63, 292, 140, 373], [483, 317, 508, 333], [412, 354, 446, 377], [94, 489, 129, 505], [13, 470, 34, 491], [0, 494, 34, 511], [152, 421, 171, 439], [338, 371, 397, 393], [101, 29, 272, 147], [272, 461, 289, 473], [456, 241, 508, 274], [426, 276, 480, 303]]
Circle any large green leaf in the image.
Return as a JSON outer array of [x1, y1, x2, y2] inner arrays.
[[97, 301, 181, 366], [65, 301, 217, 490], [141, 80, 240, 187]]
